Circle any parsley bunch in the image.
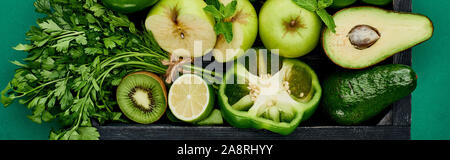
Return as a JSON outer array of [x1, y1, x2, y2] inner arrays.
[[1, 0, 169, 140]]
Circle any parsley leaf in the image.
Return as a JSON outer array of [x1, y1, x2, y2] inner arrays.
[[13, 44, 34, 51], [34, 0, 51, 14], [39, 20, 62, 32], [1, 0, 169, 140]]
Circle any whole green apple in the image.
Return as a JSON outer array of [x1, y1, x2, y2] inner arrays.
[[361, 0, 392, 6], [330, 0, 357, 8], [145, 0, 216, 58], [102, 0, 159, 13], [259, 0, 322, 58], [213, 0, 258, 63]]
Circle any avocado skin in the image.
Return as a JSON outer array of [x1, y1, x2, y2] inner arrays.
[[322, 64, 417, 125]]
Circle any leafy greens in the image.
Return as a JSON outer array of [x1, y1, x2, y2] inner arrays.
[[292, 0, 336, 33], [204, 0, 238, 43], [1, 0, 169, 140]]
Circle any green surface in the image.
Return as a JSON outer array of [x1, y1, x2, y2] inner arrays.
[[412, 1, 450, 140], [0, 0, 59, 140], [0, 0, 449, 140]]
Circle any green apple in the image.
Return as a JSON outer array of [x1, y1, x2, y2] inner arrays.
[[145, 0, 217, 58], [259, 0, 322, 58], [361, 0, 392, 6], [213, 0, 258, 63], [330, 0, 357, 8]]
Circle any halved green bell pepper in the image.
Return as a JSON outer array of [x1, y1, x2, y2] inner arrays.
[[102, 0, 159, 14], [218, 58, 322, 135]]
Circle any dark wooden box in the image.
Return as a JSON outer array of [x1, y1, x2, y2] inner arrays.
[[94, 0, 413, 140]]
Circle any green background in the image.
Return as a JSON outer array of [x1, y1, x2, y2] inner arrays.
[[0, 0, 449, 140]]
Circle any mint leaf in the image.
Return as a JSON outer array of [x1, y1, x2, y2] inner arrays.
[[292, 0, 336, 33], [215, 22, 233, 43], [204, 5, 222, 19], [204, 0, 237, 44], [317, 9, 336, 33], [292, 0, 318, 12], [205, 0, 221, 9], [318, 0, 333, 9], [224, 0, 238, 18]]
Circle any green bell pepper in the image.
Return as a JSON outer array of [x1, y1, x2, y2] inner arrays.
[[218, 58, 322, 135], [102, 0, 159, 14]]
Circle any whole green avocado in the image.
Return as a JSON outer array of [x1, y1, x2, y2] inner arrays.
[[321, 64, 417, 125]]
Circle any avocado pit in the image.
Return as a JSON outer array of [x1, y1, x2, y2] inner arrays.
[[348, 25, 380, 50]]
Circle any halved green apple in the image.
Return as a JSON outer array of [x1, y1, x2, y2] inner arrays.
[[213, 0, 258, 63], [145, 0, 217, 58]]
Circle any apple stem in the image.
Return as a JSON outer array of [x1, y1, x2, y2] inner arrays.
[[290, 20, 296, 28]]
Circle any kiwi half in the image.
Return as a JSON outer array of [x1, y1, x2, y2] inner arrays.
[[116, 71, 167, 124]]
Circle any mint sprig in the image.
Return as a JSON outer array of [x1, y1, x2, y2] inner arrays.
[[204, 0, 238, 43], [292, 0, 336, 33]]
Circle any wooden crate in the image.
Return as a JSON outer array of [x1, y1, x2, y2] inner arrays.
[[94, 0, 413, 140]]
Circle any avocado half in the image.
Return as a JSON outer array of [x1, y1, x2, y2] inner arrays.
[[322, 7, 433, 69]]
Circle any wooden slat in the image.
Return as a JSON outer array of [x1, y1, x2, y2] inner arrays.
[[392, 0, 412, 126], [97, 124, 410, 140]]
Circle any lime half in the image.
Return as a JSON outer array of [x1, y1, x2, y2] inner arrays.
[[168, 74, 214, 122]]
